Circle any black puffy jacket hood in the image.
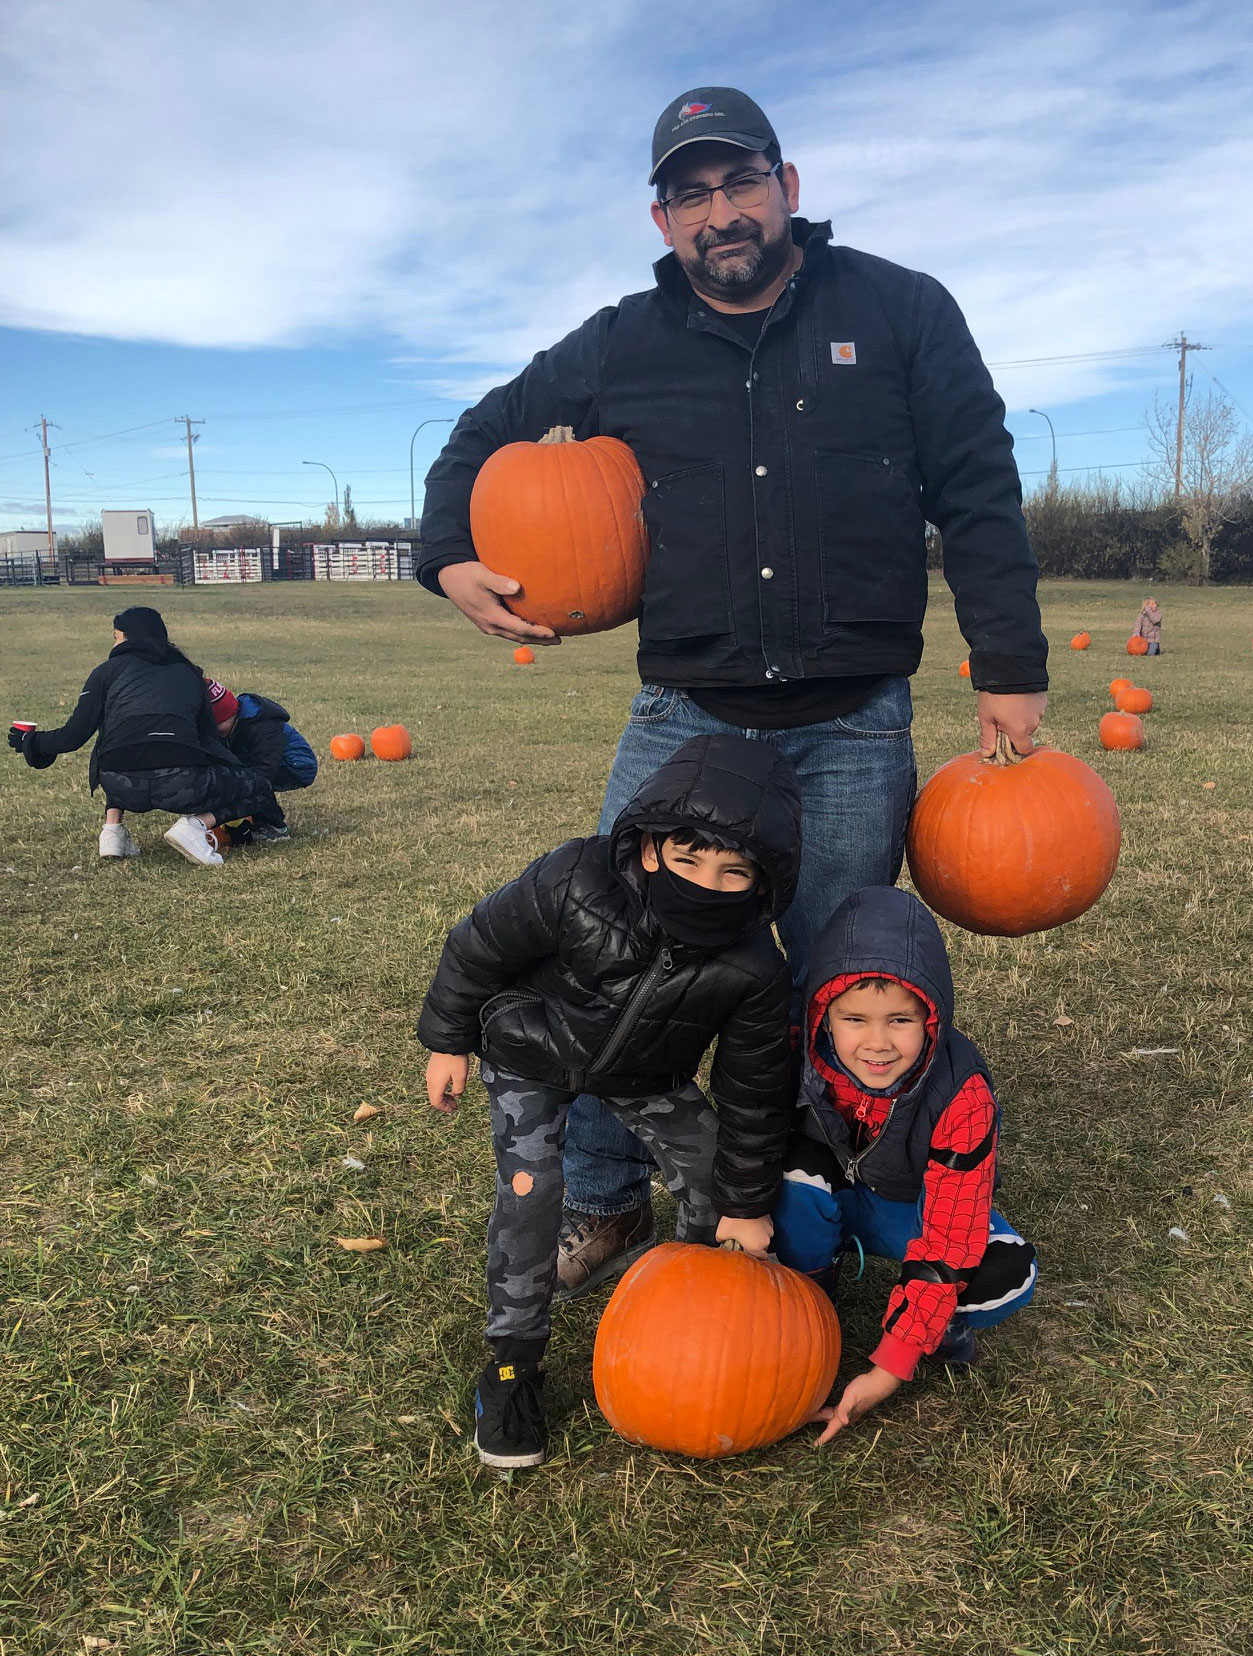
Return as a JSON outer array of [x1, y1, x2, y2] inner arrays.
[[806, 885, 954, 1099], [608, 734, 802, 928]]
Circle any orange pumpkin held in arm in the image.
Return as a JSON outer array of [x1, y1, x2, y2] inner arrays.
[[1100, 711, 1145, 750], [370, 724, 413, 761], [469, 425, 648, 635], [1070, 632, 1091, 650], [593, 1242, 841, 1459], [1115, 686, 1153, 715], [329, 733, 366, 761], [1127, 635, 1150, 656], [905, 733, 1121, 936]]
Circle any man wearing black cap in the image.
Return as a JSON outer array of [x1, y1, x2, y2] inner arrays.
[[419, 86, 1048, 1296]]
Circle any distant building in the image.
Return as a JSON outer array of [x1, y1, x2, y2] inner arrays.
[[0, 530, 56, 559]]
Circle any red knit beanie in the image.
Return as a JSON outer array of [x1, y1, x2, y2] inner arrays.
[[205, 677, 240, 724]]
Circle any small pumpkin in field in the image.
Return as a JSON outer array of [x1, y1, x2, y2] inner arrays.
[[370, 723, 412, 761], [906, 734, 1121, 936], [1070, 632, 1091, 650], [1100, 711, 1145, 751], [513, 646, 535, 665], [958, 659, 971, 679], [206, 825, 231, 855], [1127, 635, 1149, 656], [470, 425, 647, 635], [1109, 677, 1132, 699], [1115, 686, 1153, 715], [330, 733, 366, 761], [593, 1242, 841, 1460]]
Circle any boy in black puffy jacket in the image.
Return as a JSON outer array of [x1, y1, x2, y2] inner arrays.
[[418, 734, 801, 1469]]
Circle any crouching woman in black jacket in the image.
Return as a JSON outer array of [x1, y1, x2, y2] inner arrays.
[[8, 606, 283, 869]]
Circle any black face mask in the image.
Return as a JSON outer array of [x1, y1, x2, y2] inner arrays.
[[646, 856, 763, 949]]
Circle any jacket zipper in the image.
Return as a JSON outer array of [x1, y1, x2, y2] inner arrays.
[[586, 945, 674, 1078], [846, 1094, 898, 1185]]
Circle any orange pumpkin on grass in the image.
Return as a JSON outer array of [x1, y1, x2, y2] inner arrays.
[[329, 733, 366, 761], [513, 646, 535, 665], [958, 659, 971, 679], [470, 425, 647, 635], [1070, 632, 1091, 650], [1115, 686, 1153, 715], [1127, 635, 1149, 656], [1100, 712, 1145, 751], [370, 724, 413, 761], [1109, 677, 1132, 699], [906, 734, 1121, 936], [593, 1242, 841, 1460]]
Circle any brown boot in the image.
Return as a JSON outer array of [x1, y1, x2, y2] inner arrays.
[[553, 1204, 655, 1302]]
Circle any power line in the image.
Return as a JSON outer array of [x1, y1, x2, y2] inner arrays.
[[988, 346, 1166, 369]]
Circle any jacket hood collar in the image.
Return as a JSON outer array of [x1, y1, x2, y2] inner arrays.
[[805, 887, 954, 1096], [608, 733, 802, 928], [110, 638, 174, 666], [653, 216, 833, 304]]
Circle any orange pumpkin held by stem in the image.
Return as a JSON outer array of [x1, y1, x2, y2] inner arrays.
[[905, 733, 1121, 936], [370, 724, 413, 761], [1070, 632, 1091, 650], [1115, 686, 1153, 715], [958, 659, 971, 678], [1127, 635, 1149, 656], [1100, 711, 1145, 751], [329, 733, 366, 761], [593, 1242, 841, 1460], [470, 425, 648, 635], [513, 645, 535, 665], [1109, 677, 1132, 699]]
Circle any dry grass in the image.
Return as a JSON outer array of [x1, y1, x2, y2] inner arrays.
[[1, 579, 1249, 1655]]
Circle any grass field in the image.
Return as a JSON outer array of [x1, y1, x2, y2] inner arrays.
[[2, 579, 1250, 1656]]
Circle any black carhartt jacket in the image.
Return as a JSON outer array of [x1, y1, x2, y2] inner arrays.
[[420, 218, 1047, 695], [19, 642, 236, 791], [417, 735, 801, 1217]]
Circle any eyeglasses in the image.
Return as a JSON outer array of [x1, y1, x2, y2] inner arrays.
[[659, 162, 782, 227]]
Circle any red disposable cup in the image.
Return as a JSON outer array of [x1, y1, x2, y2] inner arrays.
[[11, 720, 36, 732]]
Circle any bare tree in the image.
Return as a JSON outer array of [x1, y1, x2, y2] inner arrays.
[[1145, 387, 1253, 582]]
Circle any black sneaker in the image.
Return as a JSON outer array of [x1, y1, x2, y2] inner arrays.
[[251, 821, 291, 842], [473, 1361, 546, 1468], [931, 1316, 978, 1366]]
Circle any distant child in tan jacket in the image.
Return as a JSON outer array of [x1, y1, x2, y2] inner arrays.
[[1135, 597, 1163, 655]]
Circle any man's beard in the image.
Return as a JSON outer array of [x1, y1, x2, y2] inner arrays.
[[681, 216, 794, 302]]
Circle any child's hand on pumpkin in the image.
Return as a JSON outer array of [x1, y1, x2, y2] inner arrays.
[[426, 1053, 469, 1114], [715, 1213, 774, 1257], [811, 1365, 902, 1445]]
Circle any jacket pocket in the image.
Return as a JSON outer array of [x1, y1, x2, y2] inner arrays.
[[639, 463, 733, 641], [815, 452, 927, 626]]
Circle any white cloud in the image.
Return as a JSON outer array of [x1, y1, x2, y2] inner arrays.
[[1, 0, 1251, 412]]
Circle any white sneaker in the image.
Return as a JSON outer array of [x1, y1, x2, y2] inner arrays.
[[99, 823, 141, 859], [163, 815, 225, 868]]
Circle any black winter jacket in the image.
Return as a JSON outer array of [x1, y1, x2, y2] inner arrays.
[[420, 218, 1047, 696], [795, 885, 995, 1203], [20, 642, 237, 791], [227, 692, 289, 779], [417, 735, 802, 1217]]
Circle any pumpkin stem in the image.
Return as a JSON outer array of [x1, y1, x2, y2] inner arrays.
[[987, 731, 1028, 767], [719, 1239, 745, 1253], [538, 425, 577, 445]]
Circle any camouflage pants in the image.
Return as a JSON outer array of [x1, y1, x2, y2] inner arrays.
[[481, 1062, 719, 1350]]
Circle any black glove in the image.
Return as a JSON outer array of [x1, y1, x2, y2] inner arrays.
[[11, 727, 55, 768], [7, 725, 27, 753]]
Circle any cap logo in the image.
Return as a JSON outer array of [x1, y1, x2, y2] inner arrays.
[[679, 101, 713, 118]]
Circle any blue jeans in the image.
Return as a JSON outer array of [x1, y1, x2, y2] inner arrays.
[[562, 678, 917, 1217]]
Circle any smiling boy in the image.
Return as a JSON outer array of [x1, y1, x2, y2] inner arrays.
[[772, 885, 1038, 1440]]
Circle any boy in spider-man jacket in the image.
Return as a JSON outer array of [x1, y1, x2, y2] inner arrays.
[[772, 885, 1037, 1442]]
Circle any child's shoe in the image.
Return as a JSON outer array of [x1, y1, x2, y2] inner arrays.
[[251, 820, 290, 842], [473, 1360, 546, 1469], [931, 1315, 978, 1366], [99, 823, 141, 859], [554, 1202, 655, 1301]]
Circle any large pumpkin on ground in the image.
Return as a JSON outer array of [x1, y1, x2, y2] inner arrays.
[[906, 734, 1121, 936], [1127, 635, 1149, 656], [1100, 712, 1145, 751], [470, 425, 647, 635], [1115, 686, 1153, 715], [1109, 677, 1132, 699], [330, 733, 366, 761], [370, 724, 412, 761], [593, 1243, 841, 1460], [1070, 632, 1091, 650]]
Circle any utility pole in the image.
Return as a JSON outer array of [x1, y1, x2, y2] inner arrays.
[[38, 416, 58, 568], [1164, 335, 1210, 500], [177, 416, 204, 531]]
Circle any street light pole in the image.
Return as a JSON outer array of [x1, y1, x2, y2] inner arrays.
[[409, 418, 455, 528], [302, 460, 340, 522], [1027, 407, 1057, 483]]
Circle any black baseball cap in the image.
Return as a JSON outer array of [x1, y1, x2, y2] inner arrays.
[[649, 87, 779, 185]]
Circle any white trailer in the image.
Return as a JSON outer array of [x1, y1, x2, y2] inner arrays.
[[101, 510, 157, 564]]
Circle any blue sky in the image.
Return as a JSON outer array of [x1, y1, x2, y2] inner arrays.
[[2, 0, 1252, 533]]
